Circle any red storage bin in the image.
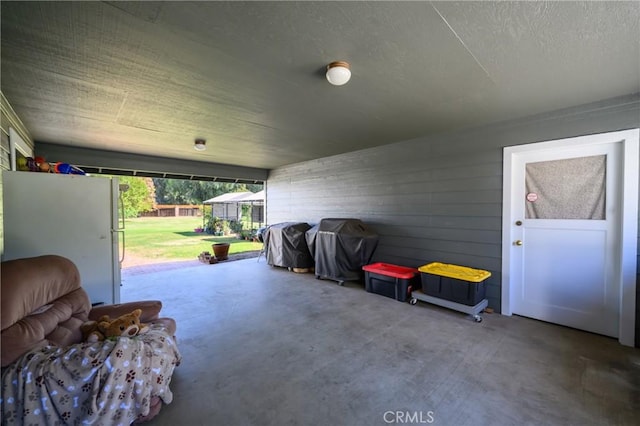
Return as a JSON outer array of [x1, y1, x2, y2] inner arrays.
[[362, 263, 420, 302]]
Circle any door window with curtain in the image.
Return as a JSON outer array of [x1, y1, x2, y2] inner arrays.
[[525, 155, 606, 220]]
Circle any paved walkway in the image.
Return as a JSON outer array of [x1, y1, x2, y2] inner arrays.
[[121, 251, 261, 276]]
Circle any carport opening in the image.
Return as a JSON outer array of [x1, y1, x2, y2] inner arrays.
[[87, 170, 265, 270]]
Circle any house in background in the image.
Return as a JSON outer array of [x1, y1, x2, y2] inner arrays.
[[1, 2, 639, 346], [139, 204, 203, 217]]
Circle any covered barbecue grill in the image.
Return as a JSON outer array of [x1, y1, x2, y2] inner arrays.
[[306, 218, 378, 285], [263, 222, 314, 269]]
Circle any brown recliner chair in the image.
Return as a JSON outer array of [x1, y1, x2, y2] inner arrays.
[[1, 255, 181, 424]]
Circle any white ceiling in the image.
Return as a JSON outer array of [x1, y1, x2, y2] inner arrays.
[[1, 1, 639, 170]]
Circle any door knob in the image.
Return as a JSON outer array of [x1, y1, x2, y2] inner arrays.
[[514, 240, 523, 246]]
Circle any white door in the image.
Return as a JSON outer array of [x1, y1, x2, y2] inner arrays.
[[502, 129, 639, 346]]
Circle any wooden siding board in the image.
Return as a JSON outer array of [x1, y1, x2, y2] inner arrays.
[[377, 226, 500, 243], [266, 195, 500, 215], [373, 246, 501, 272], [381, 230, 501, 247], [0, 110, 8, 134], [1, 92, 34, 154], [380, 238, 501, 259]]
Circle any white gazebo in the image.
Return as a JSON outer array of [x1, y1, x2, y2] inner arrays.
[[202, 190, 265, 230], [236, 190, 265, 230]]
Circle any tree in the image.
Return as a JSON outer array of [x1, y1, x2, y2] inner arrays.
[[152, 178, 263, 204], [120, 176, 155, 218]]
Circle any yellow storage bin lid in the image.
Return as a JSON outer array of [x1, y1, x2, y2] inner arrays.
[[418, 262, 491, 283]]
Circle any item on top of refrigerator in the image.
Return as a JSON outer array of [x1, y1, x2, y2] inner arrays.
[[16, 157, 28, 171], [34, 156, 51, 172], [26, 157, 38, 171], [53, 162, 86, 175]]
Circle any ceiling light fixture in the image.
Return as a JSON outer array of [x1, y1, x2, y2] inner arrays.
[[326, 61, 351, 86], [194, 138, 206, 151]]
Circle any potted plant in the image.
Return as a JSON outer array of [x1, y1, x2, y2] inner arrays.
[[212, 242, 230, 260]]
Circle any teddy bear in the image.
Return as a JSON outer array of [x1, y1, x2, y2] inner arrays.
[[81, 309, 149, 342]]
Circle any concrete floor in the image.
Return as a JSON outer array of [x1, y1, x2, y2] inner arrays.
[[121, 258, 640, 426]]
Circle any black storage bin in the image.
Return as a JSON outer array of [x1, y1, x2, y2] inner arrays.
[[419, 262, 491, 306], [363, 263, 420, 302]]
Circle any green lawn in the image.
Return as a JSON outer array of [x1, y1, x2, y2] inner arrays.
[[123, 217, 262, 264]]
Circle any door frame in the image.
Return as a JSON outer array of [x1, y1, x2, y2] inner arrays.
[[501, 128, 639, 346]]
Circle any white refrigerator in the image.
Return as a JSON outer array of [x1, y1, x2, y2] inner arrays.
[[2, 171, 123, 305]]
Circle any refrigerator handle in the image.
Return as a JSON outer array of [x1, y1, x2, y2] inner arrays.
[[117, 230, 126, 263], [119, 185, 127, 230], [118, 183, 127, 264]]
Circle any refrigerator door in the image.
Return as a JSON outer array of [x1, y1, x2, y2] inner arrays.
[[2, 171, 121, 305]]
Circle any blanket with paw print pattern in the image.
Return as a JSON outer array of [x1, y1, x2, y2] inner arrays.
[[1, 324, 181, 425]]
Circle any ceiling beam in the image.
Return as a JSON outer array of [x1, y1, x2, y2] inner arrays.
[[35, 142, 268, 183]]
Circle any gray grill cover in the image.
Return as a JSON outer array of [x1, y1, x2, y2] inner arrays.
[[264, 222, 314, 268], [306, 218, 378, 282]]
